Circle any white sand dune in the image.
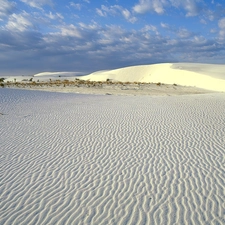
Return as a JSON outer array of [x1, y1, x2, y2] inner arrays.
[[3, 72, 85, 83], [33, 71, 84, 77], [1, 88, 225, 225], [81, 63, 225, 92], [2, 63, 225, 93]]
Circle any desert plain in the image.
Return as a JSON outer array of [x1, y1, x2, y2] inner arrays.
[[1, 63, 225, 225]]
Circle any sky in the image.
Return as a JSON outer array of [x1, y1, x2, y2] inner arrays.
[[0, 0, 225, 76]]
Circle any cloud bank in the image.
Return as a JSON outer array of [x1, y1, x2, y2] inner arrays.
[[0, 0, 224, 75]]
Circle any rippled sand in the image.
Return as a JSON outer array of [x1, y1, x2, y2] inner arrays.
[[1, 89, 225, 225]]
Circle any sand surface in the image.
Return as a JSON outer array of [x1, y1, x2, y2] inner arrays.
[[1, 88, 225, 225], [81, 63, 225, 92], [3, 83, 212, 96], [2, 63, 225, 94]]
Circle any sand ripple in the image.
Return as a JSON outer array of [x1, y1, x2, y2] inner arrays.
[[0, 89, 225, 225]]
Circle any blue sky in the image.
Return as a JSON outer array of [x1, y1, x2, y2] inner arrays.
[[0, 0, 225, 75]]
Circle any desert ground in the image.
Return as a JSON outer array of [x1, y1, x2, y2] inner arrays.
[[1, 63, 225, 224]]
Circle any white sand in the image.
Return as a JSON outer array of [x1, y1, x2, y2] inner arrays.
[[4, 83, 212, 96], [3, 63, 225, 94], [82, 63, 225, 92], [4, 63, 225, 95], [1, 88, 225, 225]]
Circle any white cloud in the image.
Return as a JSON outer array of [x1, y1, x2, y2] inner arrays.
[[59, 24, 82, 38], [177, 28, 192, 38], [181, 0, 201, 17], [79, 22, 99, 30], [0, 0, 16, 19], [133, 0, 167, 14], [122, 9, 131, 20], [96, 5, 137, 23], [96, 8, 107, 17], [121, 8, 137, 23], [6, 12, 33, 32], [218, 18, 225, 40], [210, 29, 216, 33], [161, 22, 170, 29], [100, 5, 120, 16], [192, 35, 206, 44], [161, 22, 195, 39], [70, 2, 82, 10], [1, 18, 225, 75], [141, 25, 158, 33], [200, 19, 207, 24], [97, 25, 126, 45], [20, 0, 53, 9], [46, 12, 64, 20], [133, 0, 202, 16]]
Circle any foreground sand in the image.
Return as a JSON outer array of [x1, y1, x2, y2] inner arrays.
[[1, 89, 225, 225]]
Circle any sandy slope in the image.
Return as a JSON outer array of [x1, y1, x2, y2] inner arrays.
[[82, 63, 225, 92], [1, 89, 225, 225]]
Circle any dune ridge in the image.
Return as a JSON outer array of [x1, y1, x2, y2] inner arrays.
[[1, 89, 225, 224]]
